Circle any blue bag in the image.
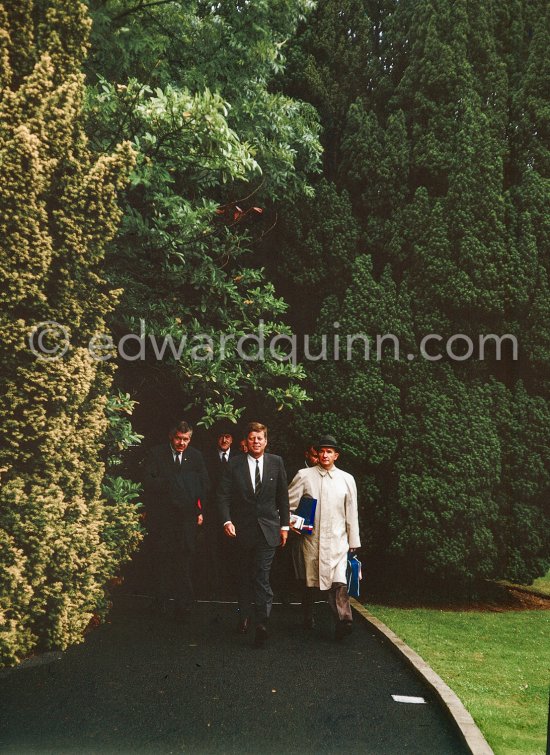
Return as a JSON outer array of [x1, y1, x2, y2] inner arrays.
[[346, 554, 362, 598]]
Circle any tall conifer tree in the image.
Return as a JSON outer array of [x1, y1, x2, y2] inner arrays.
[[0, 0, 138, 665], [279, 0, 549, 587]]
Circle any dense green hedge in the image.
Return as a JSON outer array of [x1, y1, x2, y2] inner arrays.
[[272, 0, 550, 587], [0, 0, 141, 666]]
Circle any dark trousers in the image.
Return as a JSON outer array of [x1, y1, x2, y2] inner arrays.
[[150, 523, 196, 609], [303, 582, 352, 623], [271, 532, 299, 602], [327, 582, 353, 623], [194, 518, 221, 596], [236, 526, 276, 625]]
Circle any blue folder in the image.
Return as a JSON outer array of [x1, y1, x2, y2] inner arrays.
[[346, 554, 362, 598], [295, 495, 317, 535]]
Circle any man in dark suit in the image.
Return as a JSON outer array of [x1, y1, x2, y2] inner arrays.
[[204, 422, 239, 497], [218, 421, 289, 646], [144, 420, 209, 619], [200, 423, 239, 595]]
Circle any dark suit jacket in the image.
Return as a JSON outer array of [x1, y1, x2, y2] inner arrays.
[[217, 453, 289, 548], [144, 444, 210, 544], [204, 447, 239, 527], [205, 447, 240, 491]]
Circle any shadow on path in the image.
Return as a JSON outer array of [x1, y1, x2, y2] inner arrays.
[[0, 597, 469, 754]]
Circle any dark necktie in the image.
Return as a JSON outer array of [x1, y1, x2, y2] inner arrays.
[[222, 452, 228, 463], [255, 459, 261, 494], [174, 453, 181, 467]]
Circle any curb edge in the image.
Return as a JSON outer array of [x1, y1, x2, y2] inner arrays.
[[350, 599, 494, 755]]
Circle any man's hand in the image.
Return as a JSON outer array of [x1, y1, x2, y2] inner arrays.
[[280, 529, 288, 547], [197, 514, 203, 526], [224, 521, 237, 538]]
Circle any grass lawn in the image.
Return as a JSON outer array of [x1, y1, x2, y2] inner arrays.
[[367, 604, 550, 755]]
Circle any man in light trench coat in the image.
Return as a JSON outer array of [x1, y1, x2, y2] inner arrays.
[[288, 434, 360, 639]]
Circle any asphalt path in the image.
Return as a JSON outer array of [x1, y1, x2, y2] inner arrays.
[[0, 597, 470, 754]]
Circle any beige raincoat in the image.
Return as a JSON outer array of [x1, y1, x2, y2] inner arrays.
[[289, 465, 360, 590]]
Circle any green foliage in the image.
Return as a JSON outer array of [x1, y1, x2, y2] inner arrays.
[[278, 0, 550, 588], [283, 0, 378, 173], [0, 0, 141, 666], [85, 0, 322, 424], [104, 391, 144, 466], [492, 382, 550, 583], [101, 474, 143, 569], [264, 178, 360, 332], [102, 390, 144, 571], [395, 365, 501, 581]]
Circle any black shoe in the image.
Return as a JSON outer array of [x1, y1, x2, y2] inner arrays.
[[335, 621, 353, 641], [254, 623, 269, 647], [237, 617, 250, 634]]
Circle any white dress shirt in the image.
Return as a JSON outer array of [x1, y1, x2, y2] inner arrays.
[[247, 453, 264, 489]]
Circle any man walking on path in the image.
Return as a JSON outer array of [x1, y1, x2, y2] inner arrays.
[[288, 435, 360, 639], [201, 422, 239, 595], [218, 421, 289, 647], [144, 420, 209, 620]]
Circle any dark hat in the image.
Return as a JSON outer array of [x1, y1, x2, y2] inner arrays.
[[212, 421, 236, 437], [315, 434, 340, 452]]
